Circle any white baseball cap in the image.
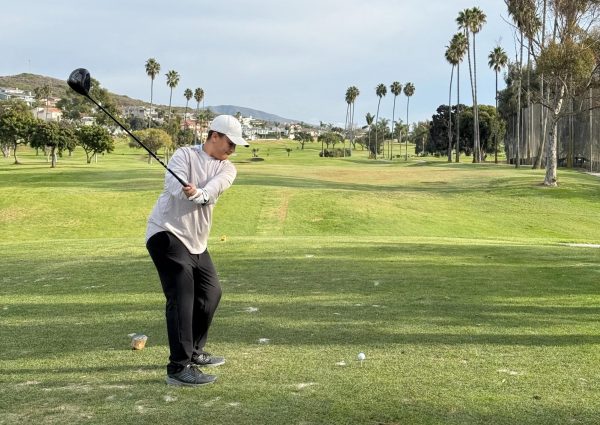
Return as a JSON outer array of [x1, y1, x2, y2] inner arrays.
[[209, 115, 249, 146]]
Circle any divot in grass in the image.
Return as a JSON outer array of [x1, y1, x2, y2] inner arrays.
[[240, 306, 259, 313], [16, 380, 40, 387], [203, 397, 221, 407], [497, 368, 522, 376], [294, 382, 317, 391]]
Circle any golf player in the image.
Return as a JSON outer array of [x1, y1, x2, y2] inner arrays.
[[146, 115, 248, 387]]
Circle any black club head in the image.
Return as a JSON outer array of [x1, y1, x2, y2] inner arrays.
[[67, 68, 91, 97]]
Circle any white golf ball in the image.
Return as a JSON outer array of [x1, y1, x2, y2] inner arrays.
[[357, 352, 366, 361]]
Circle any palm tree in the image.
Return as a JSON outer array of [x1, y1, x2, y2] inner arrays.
[[194, 88, 204, 144], [183, 89, 193, 130], [533, 0, 548, 170], [145, 58, 160, 128], [403, 83, 415, 160], [348, 86, 360, 150], [488, 45, 508, 164], [457, 7, 487, 163], [450, 32, 468, 163], [165, 70, 180, 124], [389, 82, 403, 160], [344, 88, 352, 156], [445, 42, 459, 162], [365, 112, 374, 153], [374, 83, 387, 159], [507, 0, 540, 168]]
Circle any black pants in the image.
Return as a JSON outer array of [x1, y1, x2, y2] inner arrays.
[[146, 231, 222, 374]]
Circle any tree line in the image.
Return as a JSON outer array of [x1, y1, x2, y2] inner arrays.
[[389, 2, 599, 187]]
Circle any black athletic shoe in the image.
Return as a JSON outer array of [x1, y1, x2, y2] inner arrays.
[[191, 352, 226, 368], [165, 364, 217, 387]]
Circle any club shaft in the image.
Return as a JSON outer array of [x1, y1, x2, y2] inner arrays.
[[86, 95, 189, 187]]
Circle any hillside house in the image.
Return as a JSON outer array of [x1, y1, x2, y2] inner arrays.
[[0, 87, 35, 106]]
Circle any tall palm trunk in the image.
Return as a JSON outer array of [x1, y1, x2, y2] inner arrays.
[[472, 33, 481, 162], [195, 101, 200, 144], [391, 97, 398, 160], [374, 99, 382, 159], [515, 30, 524, 168], [533, 0, 548, 169], [526, 39, 532, 163], [494, 67, 499, 164], [184, 100, 190, 130], [344, 103, 350, 157], [168, 89, 174, 124], [448, 66, 455, 161], [350, 102, 355, 149], [465, 31, 477, 162], [456, 62, 461, 163], [590, 87, 594, 173], [405, 98, 410, 160], [148, 79, 154, 128]]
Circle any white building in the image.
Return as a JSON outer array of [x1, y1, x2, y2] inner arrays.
[[122, 105, 157, 120], [31, 107, 62, 122], [0, 87, 35, 106]]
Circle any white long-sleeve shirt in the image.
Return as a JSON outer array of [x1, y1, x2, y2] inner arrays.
[[146, 145, 237, 254]]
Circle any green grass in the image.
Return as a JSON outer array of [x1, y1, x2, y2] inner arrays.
[[1, 142, 599, 424]]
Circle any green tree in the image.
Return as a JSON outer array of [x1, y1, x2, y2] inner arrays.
[[76, 124, 114, 164], [403, 82, 415, 160], [165, 70, 180, 124], [30, 121, 77, 168], [60, 78, 120, 128], [374, 83, 387, 159], [488, 45, 509, 164], [57, 84, 93, 121], [538, 40, 597, 185], [131, 128, 173, 164], [318, 131, 343, 156], [389, 82, 403, 160], [145, 58, 161, 128], [295, 131, 313, 149], [0, 99, 36, 164], [177, 128, 195, 147]]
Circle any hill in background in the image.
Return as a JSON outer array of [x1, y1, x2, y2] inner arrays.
[[0, 73, 299, 124]]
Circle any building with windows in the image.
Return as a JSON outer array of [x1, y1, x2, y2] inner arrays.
[[0, 87, 35, 106]]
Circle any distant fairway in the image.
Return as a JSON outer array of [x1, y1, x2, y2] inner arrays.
[[1, 141, 599, 424]]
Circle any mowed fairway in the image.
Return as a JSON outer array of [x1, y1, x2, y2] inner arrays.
[[1, 141, 599, 424]]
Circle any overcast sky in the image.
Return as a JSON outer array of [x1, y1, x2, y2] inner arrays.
[[2, 0, 519, 126]]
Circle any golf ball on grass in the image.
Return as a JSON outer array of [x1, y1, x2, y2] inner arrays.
[[357, 352, 366, 361]]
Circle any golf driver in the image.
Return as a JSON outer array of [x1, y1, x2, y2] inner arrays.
[[67, 68, 189, 187]]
